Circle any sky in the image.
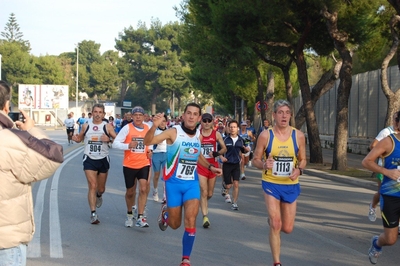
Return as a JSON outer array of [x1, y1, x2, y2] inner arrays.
[[1, 0, 183, 56]]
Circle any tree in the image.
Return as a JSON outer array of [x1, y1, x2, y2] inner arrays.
[[1, 13, 30, 51]]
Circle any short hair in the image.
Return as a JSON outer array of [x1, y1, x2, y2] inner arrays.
[[228, 120, 239, 127], [273, 99, 292, 113], [184, 102, 201, 115], [395, 111, 400, 123], [92, 103, 105, 113], [0, 81, 11, 110]]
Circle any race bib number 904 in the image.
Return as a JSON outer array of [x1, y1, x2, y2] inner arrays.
[[88, 135, 103, 155], [176, 159, 197, 180], [272, 156, 294, 177]]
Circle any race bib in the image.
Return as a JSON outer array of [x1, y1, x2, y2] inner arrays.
[[272, 156, 294, 177], [176, 159, 197, 180], [201, 143, 214, 159], [88, 135, 102, 155], [131, 137, 145, 153]]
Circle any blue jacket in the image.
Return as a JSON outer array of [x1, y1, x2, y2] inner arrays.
[[223, 135, 246, 164]]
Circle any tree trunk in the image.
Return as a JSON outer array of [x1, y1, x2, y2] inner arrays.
[[265, 71, 274, 124], [322, 9, 352, 171], [294, 19, 323, 164], [381, 15, 400, 126], [151, 87, 161, 115], [119, 80, 130, 106], [254, 66, 266, 123], [295, 59, 342, 128]]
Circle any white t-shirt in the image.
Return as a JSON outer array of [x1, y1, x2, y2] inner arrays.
[[64, 118, 75, 128], [375, 126, 395, 141]]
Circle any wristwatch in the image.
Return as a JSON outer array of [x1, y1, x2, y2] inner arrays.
[[298, 168, 303, 175]]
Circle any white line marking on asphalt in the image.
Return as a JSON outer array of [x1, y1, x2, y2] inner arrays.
[[28, 147, 83, 258], [27, 179, 48, 258], [50, 147, 83, 258]]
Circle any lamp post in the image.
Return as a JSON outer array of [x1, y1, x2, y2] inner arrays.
[[75, 44, 79, 112]]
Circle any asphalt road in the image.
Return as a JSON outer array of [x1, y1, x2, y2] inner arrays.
[[25, 130, 398, 266]]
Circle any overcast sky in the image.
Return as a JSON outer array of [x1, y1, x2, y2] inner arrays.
[[1, 0, 183, 56]]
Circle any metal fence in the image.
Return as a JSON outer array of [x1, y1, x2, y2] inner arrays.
[[294, 65, 400, 140]]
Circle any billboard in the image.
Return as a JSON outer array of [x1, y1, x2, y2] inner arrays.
[[18, 84, 69, 109]]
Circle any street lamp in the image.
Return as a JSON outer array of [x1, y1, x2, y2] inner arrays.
[[75, 44, 79, 112]]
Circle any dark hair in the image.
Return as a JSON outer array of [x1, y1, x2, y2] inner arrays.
[[163, 114, 168, 121], [184, 102, 202, 115], [396, 111, 400, 123], [0, 81, 11, 110], [228, 120, 239, 127]]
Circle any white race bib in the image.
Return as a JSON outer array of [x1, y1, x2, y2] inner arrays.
[[131, 137, 145, 153], [272, 156, 294, 177], [201, 143, 214, 159], [176, 159, 197, 180], [88, 135, 103, 155]]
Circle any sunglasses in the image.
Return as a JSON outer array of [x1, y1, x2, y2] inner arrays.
[[202, 119, 212, 123]]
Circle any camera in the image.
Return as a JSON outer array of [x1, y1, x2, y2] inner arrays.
[[8, 112, 24, 122]]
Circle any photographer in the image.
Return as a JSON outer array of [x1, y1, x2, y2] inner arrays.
[[0, 81, 63, 265]]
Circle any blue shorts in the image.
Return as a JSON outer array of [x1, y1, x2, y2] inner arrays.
[[152, 152, 166, 172], [262, 181, 300, 203], [165, 180, 200, 208]]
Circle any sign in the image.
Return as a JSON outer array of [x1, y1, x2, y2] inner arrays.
[[18, 84, 69, 109], [123, 101, 132, 107], [256, 101, 268, 112]]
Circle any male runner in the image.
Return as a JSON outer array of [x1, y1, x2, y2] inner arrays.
[[64, 112, 75, 145], [220, 120, 250, 210], [252, 99, 306, 266], [144, 103, 222, 266], [72, 104, 116, 224], [113, 106, 152, 228], [198, 113, 226, 228], [362, 110, 400, 264], [239, 121, 255, 180]]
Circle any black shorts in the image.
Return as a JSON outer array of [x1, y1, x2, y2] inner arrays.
[[123, 166, 150, 189], [222, 163, 240, 185], [83, 155, 110, 173], [66, 127, 74, 134], [381, 194, 400, 228]]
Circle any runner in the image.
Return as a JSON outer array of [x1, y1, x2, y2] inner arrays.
[[72, 104, 117, 224], [144, 103, 222, 266], [113, 106, 152, 228], [198, 113, 226, 228], [239, 121, 255, 180], [64, 112, 75, 145], [220, 120, 250, 210], [362, 110, 400, 264], [252, 99, 306, 266]]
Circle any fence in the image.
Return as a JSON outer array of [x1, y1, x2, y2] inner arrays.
[[293, 65, 400, 154]]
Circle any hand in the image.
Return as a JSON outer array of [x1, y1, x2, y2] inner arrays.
[[71, 134, 80, 143], [221, 157, 227, 163], [146, 150, 153, 159], [289, 167, 301, 181], [211, 166, 222, 176], [14, 109, 34, 131], [151, 112, 165, 128], [128, 140, 138, 149], [264, 154, 274, 170]]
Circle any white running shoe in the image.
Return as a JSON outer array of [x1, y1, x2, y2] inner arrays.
[[96, 195, 103, 208], [135, 216, 149, 228], [368, 203, 376, 222], [153, 190, 159, 202], [221, 187, 227, 197], [368, 235, 382, 264], [90, 213, 100, 224], [231, 203, 239, 211], [125, 214, 134, 227], [225, 194, 232, 203]]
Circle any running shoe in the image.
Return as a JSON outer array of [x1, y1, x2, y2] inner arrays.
[[153, 190, 159, 202], [241, 175, 246, 180], [158, 203, 168, 231], [96, 195, 103, 208], [90, 212, 100, 224], [224, 194, 232, 203], [125, 214, 134, 228], [161, 198, 166, 204], [135, 216, 149, 228], [231, 203, 239, 211], [273, 263, 282, 266], [368, 203, 376, 222], [221, 187, 227, 197], [203, 216, 210, 228], [368, 235, 382, 264], [180, 259, 191, 266]]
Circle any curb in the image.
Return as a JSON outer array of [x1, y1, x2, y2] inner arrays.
[[304, 169, 377, 190]]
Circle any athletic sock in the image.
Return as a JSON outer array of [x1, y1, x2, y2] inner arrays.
[[373, 238, 382, 250], [182, 228, 196, 258]]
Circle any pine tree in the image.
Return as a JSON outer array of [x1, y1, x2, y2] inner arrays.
[[1, 13, 30, 51]]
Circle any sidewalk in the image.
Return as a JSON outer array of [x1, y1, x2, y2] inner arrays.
[[305, 147, 377, 190]]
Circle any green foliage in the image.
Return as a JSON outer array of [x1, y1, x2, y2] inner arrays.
[[1, 13, 30, 52]]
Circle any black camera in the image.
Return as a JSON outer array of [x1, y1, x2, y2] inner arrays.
[[9, 112, 24, 122]]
